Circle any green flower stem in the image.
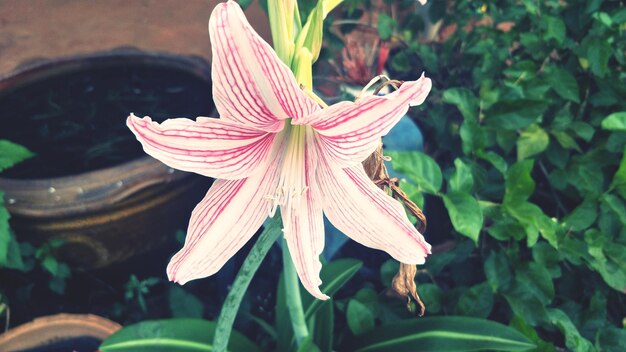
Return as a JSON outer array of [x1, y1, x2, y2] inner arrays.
[[282, 238, 310, 346], [212, 216, 282, 352]]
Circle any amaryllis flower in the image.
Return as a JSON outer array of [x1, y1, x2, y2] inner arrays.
[[127, 0, 432, 300]]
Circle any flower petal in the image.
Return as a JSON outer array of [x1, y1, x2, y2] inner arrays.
[[166, 141, 284, 284], [300, 74, 431, 166], [316, 157, 431, 264], [127, 114, 277, 180], [210, 1, 319, 131], [282, 138, 328, 300]]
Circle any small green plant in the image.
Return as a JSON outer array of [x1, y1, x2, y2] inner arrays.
[[124, 275, 160, 314]]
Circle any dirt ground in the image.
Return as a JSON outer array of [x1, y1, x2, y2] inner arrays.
[[0, 0, 271, 75]]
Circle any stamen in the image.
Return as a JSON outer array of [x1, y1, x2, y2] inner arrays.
[[266, 122, 310, 235]]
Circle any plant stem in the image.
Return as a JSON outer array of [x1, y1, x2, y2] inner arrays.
[[282, 238, 310, 346], [212, 216, 282, 352]]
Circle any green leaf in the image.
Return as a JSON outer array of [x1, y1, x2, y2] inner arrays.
[[417, 283, 443, 314], [506, 201, 558, 248], [487, 100, 547, 130], [0, 193, 10, 266], [546, 67, 580, 103], [477, 151, 508, 174], [304, 258, 362, 319], [587, 39, 611, 77], [509, 316, 556, 352], [601, 112, 626, 131], [213, 216, 282, 351], [449, 159, 474, 193], [546, 309, 594, 352], [342, 316, 535, 352], [597, 326, 626, 352], [601, 194, 626, 225], [515, 263, 554, 305], [611, 147, 626, 198], [563, 198, 597, 231], [455, 282, 493, 318], [387, 151, 442, 194], [551, 131, 582, 152], [168, 286, 203, 318], [504, 160, 535, 205], [311, 300, 334, 352], [544, 16, 566, 44], [347, 299, 375, 335], [442, 88, 478, 121], [100, 319, 260, 352], [377, 13, 396, 40], [442, 192, 483, 243], [0, 140, 35, 173], [517, 124, 549, 160]]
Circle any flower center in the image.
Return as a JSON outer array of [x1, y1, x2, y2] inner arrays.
[[268, 122, 309, 233]]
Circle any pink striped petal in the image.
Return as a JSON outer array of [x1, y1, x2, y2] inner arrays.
[[166, 141, 284, 284], [316, 155, 431, 265], [210, 1, 319, 131], [127, 114, 277, 180], [300, 75, 431, 166], [283, 141, 328, 300]]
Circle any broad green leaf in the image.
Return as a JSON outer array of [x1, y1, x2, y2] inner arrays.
[[0, 140, 35, 173], [296, 337, 321, 352], [506, 201, 558, 248], [168, 286, 203, 318], [601, 112, 626, 131], [546, 67, 579, 102], [322, 0, 343, 18], [601, 194, 626, 225], [342, 316, 535, 352], [546, 309, 594, 352], [517, 124, 549, 160], [584, 229, 626, 292], [544, 16, 566, 44], [443, 192, 483, 243], [417, 283, 443, 314], [487, 100, 547, 130], [509, 316, 556, 352], [387, 151, 442, 194], [476, 150, 508, 174], [532, 242, 562, 278], [455, 282, 493, 318], [563, 198, 597, 231], [347, 299, 375, 335], [100, 319, 260, 352], [449, 159, 474, 193], [398, 179, 424, 209], [551, 131, 581, 152], [442, 88, 478, 121], [504, 160, 535, 205], [460, 119, 486, 155], [377, 13, 396, 40], [587, 39, 611, 77], [597, 326, 626, 352], [515, 263, 554, 305], [611, 147, 626, 198]]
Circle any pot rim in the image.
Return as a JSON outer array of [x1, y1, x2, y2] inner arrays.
[[0, 48, 215, 216]]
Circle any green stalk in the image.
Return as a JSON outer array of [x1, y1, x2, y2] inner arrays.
[[282, 238, 310, 346], [212, 216, 282, 352]]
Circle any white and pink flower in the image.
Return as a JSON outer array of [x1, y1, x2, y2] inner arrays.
[[127, 0, 432, 300]]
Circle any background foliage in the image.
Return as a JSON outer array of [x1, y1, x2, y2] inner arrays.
[[381, 0, 626, 351]]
